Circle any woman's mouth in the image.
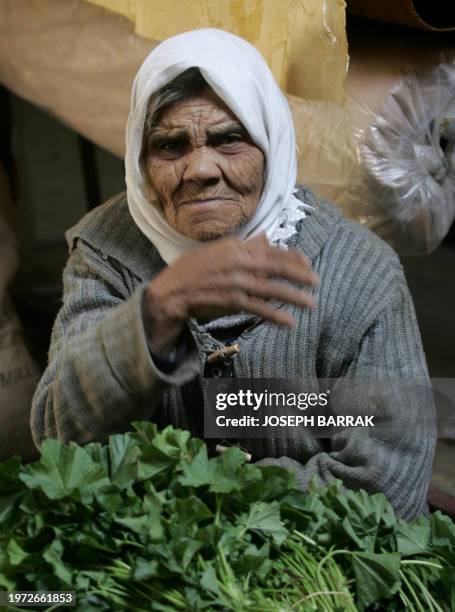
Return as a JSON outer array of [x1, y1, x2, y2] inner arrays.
[[179, 197, 232, 207]]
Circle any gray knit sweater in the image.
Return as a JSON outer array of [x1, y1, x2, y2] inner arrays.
[[31, 187, 436, 520]]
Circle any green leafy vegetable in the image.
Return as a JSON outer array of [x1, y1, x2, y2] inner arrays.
[[0, 423, 453, 611]]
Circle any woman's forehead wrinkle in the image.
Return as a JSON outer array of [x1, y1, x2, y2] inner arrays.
[[207, 120, 245, 135], [155, 92, 237, 127], [149, 111, 243, 143], [149, 126, 188, 139]]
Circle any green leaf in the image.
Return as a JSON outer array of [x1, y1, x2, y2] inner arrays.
[[238, 501, 288, 545], [115, 510, 163, 541], [431, 510, 455, 555], [114, 515, 148, 533], [177, 446, 212, 488], [168, 496, 213, 525], [339, 515, 374, 550], [94, 487, 124, 514], [212, 450, 261, 494], [137, 445, 179, 481], [135, 424, 192, 482], [152, 426, 192, 457], [320, 485, 392, 552], [440, 567, 455, 611], [248, 464, 296, 502], [280, 487, 328, 535], [0, 456, 22, 489], [342, 488, 391, 525], [73, 531, 120, 553], [131, 421, 159, 444], [178, 446, 253, 494], [0, 570, 16, 591], [233, 542, 272, 578], [43, 539, 72, 586], [108, 433, 139, 489], [174, 537, 204, 570], [19, 439, 110, 503], [0, 456, 25, 524], [351, 551, 401, 610], [396, 515, 431, 555], [200, 563, 222, 597], [132, 557, 159, 580], [7, 539, 28, 566], [83, 441, 110, 473], [196, 523, 224, 549]]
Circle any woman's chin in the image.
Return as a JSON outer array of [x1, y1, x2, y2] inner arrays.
[[176, 210, 247, 241], [185, 224, 234, 241]]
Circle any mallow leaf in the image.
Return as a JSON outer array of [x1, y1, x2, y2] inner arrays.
[[350, 551, 400, 610], [19, 439, 110, 503], [108, 433, 139, 489], [238, 501, 288, 545], [396, 515, 431, 556], [178, 446, 253, 494]]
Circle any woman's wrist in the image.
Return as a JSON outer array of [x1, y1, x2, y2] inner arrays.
[[142, 282, 186, 355]]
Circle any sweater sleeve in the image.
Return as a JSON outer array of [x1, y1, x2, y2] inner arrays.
[[255, 281, 437, 521], [30, 241, 201, 450]]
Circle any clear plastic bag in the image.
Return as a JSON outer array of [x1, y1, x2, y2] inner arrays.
[[356, 62, 455, 253], [292, 27, 455, 255]]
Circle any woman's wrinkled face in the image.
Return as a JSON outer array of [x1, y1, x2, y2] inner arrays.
[[144, 87, 265, 241]]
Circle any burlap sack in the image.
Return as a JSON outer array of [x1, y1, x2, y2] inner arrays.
[[0, 167, 40, 462], [0, 296, 41, 462]]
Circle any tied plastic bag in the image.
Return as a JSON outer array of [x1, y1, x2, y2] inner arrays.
[[354, 60, 455, 254], [292, 28, 455, 255]]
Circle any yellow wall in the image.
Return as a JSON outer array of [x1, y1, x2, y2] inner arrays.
[[85, 0, 347, 102]]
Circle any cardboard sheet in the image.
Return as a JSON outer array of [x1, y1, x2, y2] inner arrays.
[[86, 0, 348, 102]]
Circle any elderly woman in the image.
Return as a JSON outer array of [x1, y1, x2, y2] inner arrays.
[[31, 29, 435, 520]]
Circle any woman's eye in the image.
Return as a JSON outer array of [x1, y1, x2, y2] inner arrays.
[[159, 140, 184, 151], [150, 139, 187, 157], [215, 133, 247, 149], [220, 133, 243, 144]]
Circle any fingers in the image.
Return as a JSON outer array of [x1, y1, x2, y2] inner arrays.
[[187, 286, 301, 328], [171, 233, 320, 327], [236, 296, 296, 328], [240, 235, 319, 286], [234, 274, 316, 309], [189, 233, 318, 288]]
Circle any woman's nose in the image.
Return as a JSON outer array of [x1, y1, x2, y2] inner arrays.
[[182, 147, 222, 184]]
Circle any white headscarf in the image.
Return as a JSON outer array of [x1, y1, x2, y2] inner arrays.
[[125, 28, 311, 264]]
